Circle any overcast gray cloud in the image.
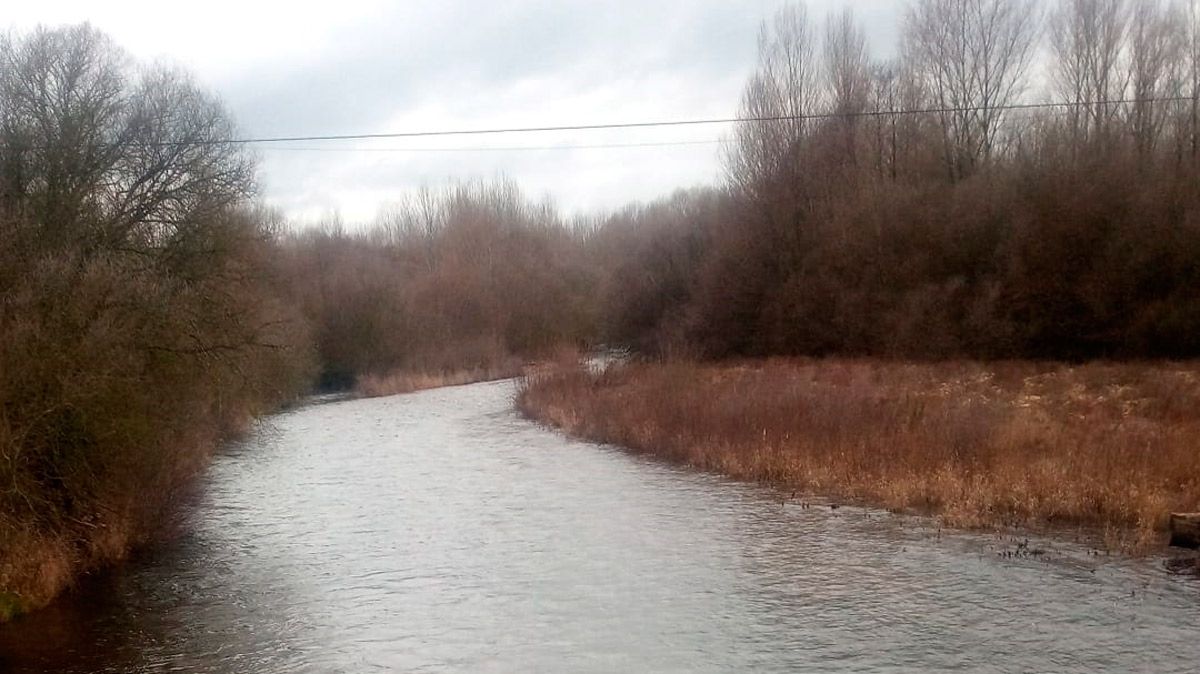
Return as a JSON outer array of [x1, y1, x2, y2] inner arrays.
[[8, 0, 904, 224]]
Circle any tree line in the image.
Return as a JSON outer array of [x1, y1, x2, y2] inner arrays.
[[287, 0, 1200, 386], [280, 181, 594, 390], [594, 0, 1200, 360]]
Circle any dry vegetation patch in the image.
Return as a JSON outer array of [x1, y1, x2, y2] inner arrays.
[[356, 360, 526, 397], [519, 359, 1200, 549]]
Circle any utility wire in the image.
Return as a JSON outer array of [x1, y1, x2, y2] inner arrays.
[[259, 139, 724, 153], [180, 95, 1200, 146], [2, 96, 1194, 150]]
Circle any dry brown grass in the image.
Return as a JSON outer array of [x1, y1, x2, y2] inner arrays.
[[519, 359, 1200, 549], [356, 345, 584, 398], [356, 361, 526, 398]]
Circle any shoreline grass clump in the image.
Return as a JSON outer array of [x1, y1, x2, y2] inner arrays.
[[519, 359, 1200, 549], [356, 360, 526, 397], [356, 346, 584, 397]]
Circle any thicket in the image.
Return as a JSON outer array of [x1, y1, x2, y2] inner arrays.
[[593, 0, 1200, 361], [0, 25, 312, 615], [282, 181, 596, 392]]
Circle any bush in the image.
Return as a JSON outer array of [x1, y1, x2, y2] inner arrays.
[[0, 25, 313, 614]]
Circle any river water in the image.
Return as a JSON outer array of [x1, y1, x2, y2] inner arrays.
[[1, 380, 1197, 673]]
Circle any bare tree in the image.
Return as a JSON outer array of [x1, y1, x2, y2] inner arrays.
[[376, 186, 447, 271], [0, 24, 256, 259], [0, 25, 128, 243], [1050, 0, 1130, 147], [869, 62, 901, 181], [1187, 0, 1200, 161], [108, 67, 256, 253], [904, 0, 1040, 180], [726, 4, 819, 197], [1127, 1, 1185, 160], [824, 9, 871, 170], [866, 59, 940, 183]]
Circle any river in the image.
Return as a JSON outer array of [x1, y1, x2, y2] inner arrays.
[[1, 380, 1197, 672]]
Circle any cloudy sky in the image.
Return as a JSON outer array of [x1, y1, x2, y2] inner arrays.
[[8, 1, 904, 225]]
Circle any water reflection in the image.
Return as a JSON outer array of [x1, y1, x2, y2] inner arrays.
[[1, 380, 1197, 672]]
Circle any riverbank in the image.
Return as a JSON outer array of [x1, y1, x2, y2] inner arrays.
[[518, 359, 1200, 550], [0, 408, 264, 622], [8, 378, 1198, 672], [355, 361, 526, 398]]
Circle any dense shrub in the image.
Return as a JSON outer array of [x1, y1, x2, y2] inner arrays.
[[0, 25, 312, 613], [283, 181, 597, 390], [589, 1, 1200, 362]]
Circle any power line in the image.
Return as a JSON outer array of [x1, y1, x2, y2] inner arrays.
[[259, 139, 724, 153], [196, 95, 1200, 147], [2, 96, 1194, 151]]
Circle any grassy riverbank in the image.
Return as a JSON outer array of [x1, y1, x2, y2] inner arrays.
[[519, 359, 1200, 549], [353, 346, 586, 398], [356, 360, 526, 398], [0, 312, 311, 620]]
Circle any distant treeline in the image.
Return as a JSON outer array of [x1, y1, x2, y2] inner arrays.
[[280, 182, 593, 391], [297, 0, 1200, 379]]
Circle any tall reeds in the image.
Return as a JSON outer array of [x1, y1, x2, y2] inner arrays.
[[520, 359, 1200, 548]]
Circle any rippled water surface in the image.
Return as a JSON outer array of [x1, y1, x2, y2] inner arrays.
[[1, 380, 1197, 672]]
